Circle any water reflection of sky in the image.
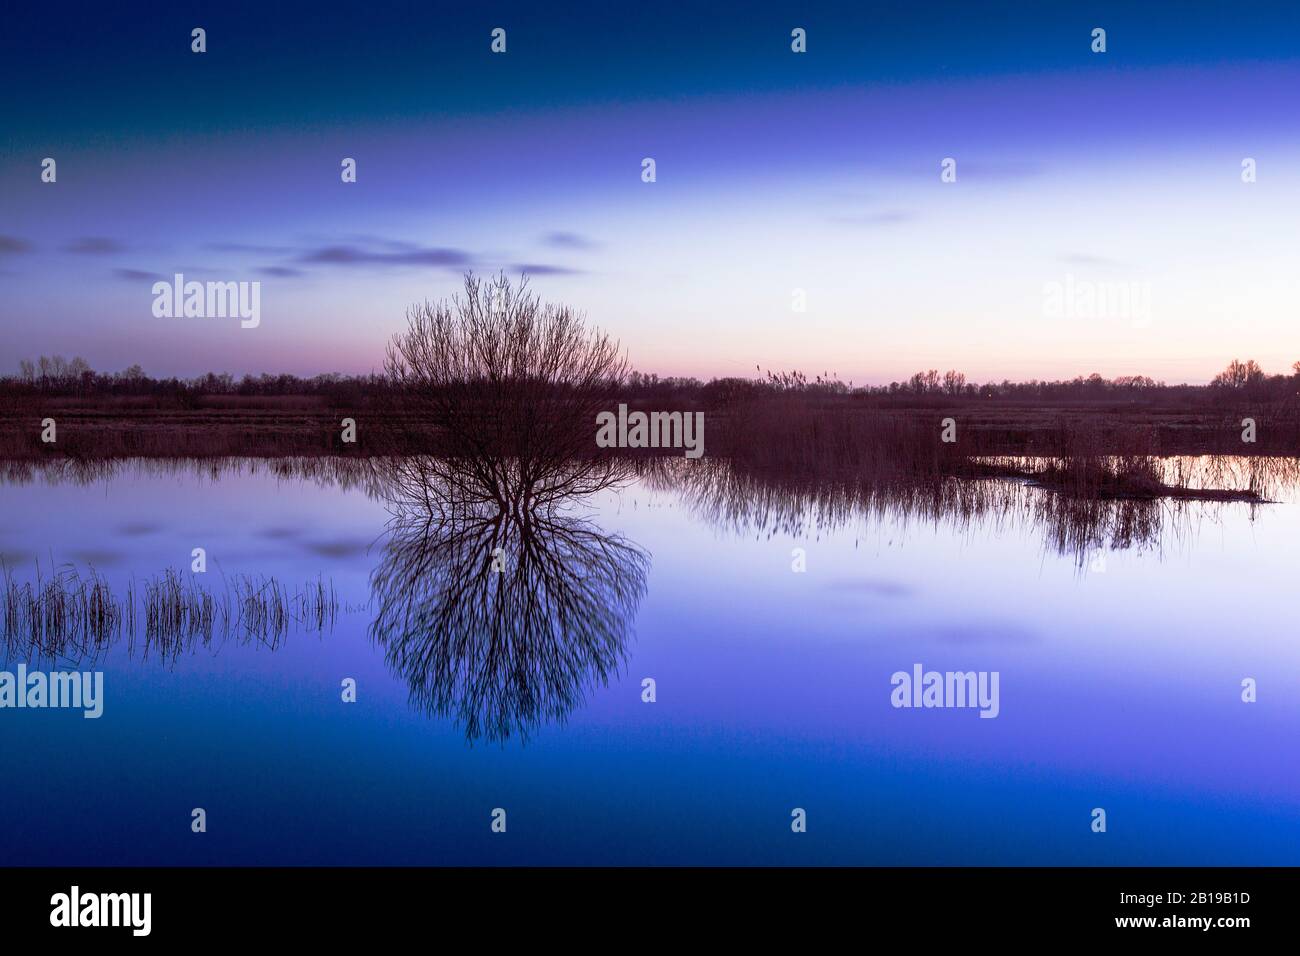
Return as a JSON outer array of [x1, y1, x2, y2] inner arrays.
[[1, 460, 1297, 864]]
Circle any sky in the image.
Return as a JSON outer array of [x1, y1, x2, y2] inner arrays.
[[1, 0, 1298, 385]]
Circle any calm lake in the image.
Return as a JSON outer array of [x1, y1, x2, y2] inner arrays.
[[1, 456, 1297, 865]]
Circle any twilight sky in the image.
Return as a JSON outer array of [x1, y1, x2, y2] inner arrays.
[[2, 1, 1297, 384]]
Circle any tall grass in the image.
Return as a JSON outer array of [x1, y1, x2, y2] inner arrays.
[[711, 394, 1290, 502], [0, 563, 122, 663], [1, 562, 339, 666], [638, 455, 1230, 568]]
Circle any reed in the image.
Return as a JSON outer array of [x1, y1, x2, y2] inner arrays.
[[1, 563, 339, 665], [637, 455, 1240, 568], [0, 562, 122, 663]]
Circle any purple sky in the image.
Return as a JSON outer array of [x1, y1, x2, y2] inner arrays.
[[2, 2, 1298, 384]]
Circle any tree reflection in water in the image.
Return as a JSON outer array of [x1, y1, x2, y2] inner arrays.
[[369, 455, 648, 744]]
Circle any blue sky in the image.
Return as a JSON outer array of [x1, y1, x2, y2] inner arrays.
[[2, 1, 1298, 382]]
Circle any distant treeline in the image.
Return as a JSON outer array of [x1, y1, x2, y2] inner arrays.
[[629, 360, 1300, 407], [5, 356, 390, 403], [5, 355, 1299, 408]]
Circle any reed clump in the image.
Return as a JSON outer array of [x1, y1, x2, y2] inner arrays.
[[1, 562, 122, 662], [2, 563, 339, 665]]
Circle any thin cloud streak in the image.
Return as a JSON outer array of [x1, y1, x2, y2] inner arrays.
[[541, 231, 601, 250], [63, 237, 126, 255]]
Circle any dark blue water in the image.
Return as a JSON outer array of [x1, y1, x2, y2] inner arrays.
[[1, 458, 1297, 864]]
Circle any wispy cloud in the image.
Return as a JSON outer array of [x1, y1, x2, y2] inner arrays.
[[64, 237, 126, 255], [340, 235, 427, 252], [510, 263, 585, 276], [206, 241, 297, 255], [112, 268, 161, 281], [541, 231, 601, 251], [0, 236, 32, 255], [296, 243, 474, 269], [204, 235, 582, 279]]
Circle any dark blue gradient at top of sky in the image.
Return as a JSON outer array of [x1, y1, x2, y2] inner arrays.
[[4, 0, 1298, 146], [3, 1, 1298, 383]]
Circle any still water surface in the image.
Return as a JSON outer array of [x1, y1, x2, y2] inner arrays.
[[1, 457, 1297, 864]]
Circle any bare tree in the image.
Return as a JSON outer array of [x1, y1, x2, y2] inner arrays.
[[384, 273, 628, 466], [1212, 358, 1264, 390], [908, 369, 941, 394]]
